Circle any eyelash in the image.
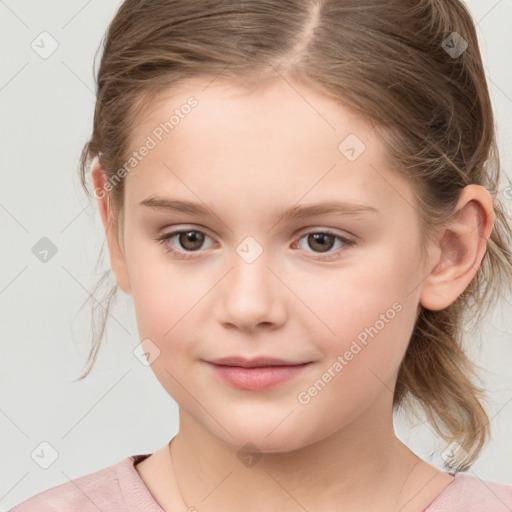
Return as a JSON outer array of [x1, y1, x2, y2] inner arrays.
[[155, 228, 355, 261]]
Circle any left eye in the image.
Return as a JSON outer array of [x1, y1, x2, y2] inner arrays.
[[295, 231, 353, 257], [155, 229, 354, 260]]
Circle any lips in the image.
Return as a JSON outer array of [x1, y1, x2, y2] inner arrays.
[[204, 356, 313, 390], [206, 356, 309, 368]]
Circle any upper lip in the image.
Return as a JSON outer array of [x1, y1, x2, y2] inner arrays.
[[206, 356, 310, 368]]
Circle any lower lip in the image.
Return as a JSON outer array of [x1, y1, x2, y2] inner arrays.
[[206, 362, 312, 390]]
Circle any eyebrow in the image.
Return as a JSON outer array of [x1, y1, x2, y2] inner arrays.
[[139, 195, 379, 223]]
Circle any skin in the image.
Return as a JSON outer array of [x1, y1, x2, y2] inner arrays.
[[92, 76, 495, 512]]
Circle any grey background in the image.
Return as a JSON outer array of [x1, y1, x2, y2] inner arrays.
[[1, 1, 511, 509]]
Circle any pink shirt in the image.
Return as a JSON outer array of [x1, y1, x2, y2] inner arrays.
[[8, 453, 512, 511]]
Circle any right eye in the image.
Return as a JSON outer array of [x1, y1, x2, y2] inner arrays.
[[155, 228, 215, 259]]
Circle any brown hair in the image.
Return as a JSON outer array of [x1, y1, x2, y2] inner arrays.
[[76, 0, 512, 471]]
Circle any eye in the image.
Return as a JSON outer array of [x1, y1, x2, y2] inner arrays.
[[155, 229, 214, 259], [294, 230, 355, 261]]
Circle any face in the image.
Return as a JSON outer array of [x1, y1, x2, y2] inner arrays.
[[109, 76, 429, 452]]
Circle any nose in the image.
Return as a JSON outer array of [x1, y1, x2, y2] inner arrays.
[[217, 248, 287, 332]]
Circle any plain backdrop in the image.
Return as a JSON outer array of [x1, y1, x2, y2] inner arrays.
[[1, 1, 511, 509]]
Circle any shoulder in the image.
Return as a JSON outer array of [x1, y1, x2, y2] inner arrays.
[[8, 454, 153, 512], [426, 472, 512, 512]]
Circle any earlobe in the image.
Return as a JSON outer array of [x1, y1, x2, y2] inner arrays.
[[91, 157, 132, 295], [419, 184, 495, 311]]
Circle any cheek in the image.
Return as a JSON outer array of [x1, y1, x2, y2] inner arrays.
[[305, 247, 419, 386], [295, 296, 416, 437], [127, 262, 209, 400], [123, 234, 203, 335], [130, 269, 200, 341]]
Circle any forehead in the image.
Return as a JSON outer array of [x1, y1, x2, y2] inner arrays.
[[124, 76, 416, 218], [131, 75, 372, 148]]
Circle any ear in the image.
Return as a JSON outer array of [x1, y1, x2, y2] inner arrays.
[[419, 184, 495, 311], [91, 157, 132, 295]]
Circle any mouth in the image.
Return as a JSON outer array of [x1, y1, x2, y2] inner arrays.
[[203, 357, 313, 390], [206, 356, 311, 368]]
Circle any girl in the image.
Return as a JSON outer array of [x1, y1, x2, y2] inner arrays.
[[10, 0, 512, 510]]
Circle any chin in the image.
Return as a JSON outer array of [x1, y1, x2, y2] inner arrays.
[[206, 417, 320, 455]]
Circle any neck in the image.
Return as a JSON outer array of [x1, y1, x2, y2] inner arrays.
[[170, 401, 424, 512]]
